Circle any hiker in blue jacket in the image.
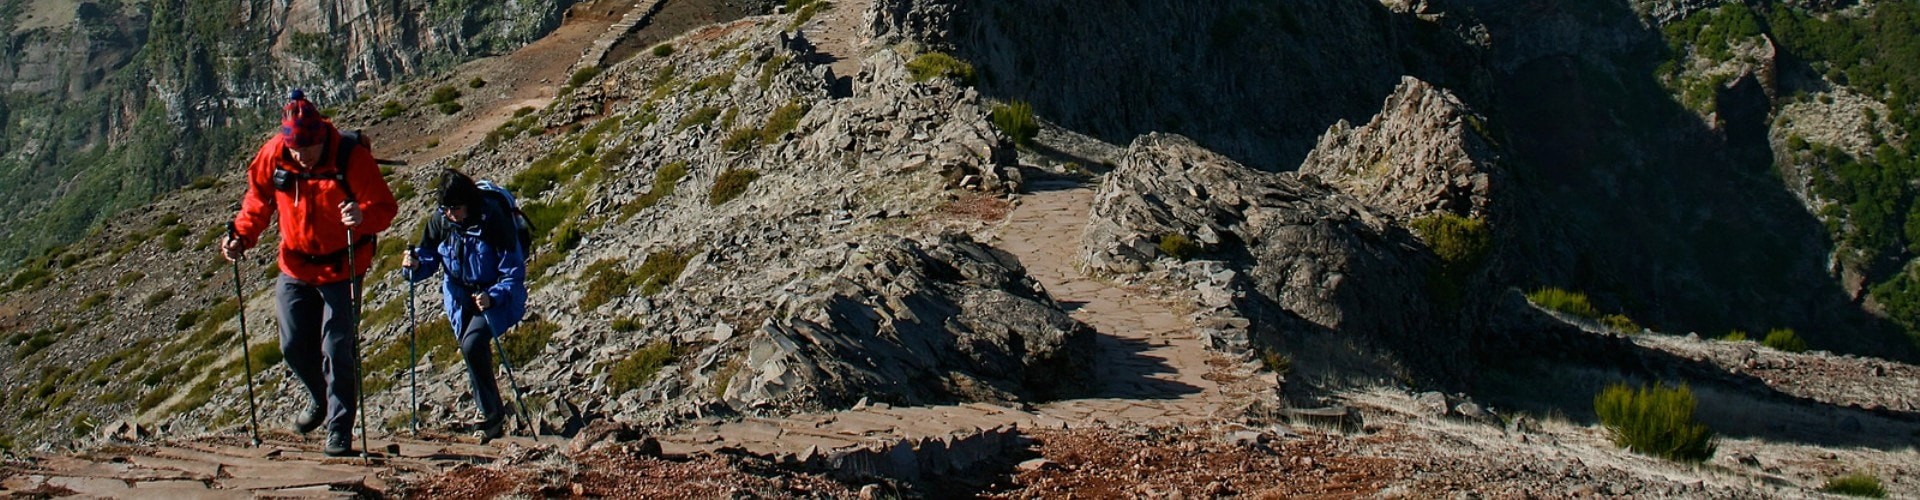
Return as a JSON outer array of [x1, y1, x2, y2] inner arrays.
[[401, 169, 526, 439]]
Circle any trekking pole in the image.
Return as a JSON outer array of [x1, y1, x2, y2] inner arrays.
[[227, 224, 263, 447], [346, 226, 370, 462], [405, 264, 419, 438], [488, 325, 536, 440]]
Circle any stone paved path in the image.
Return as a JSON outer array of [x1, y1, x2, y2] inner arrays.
[[0, 186, 1258, 493]]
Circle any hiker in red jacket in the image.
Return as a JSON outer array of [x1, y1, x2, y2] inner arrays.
[[221, 90, 396, 457]]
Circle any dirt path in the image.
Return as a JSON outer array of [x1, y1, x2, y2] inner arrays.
[[993, 184, 1234, 413], [797, 0, 871, 80]]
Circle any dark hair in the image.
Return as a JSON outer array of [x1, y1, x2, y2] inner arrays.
[[436, 169, 481, 208]]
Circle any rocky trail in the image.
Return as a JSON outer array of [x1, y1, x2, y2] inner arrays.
[[0, 175, 1272, 496]]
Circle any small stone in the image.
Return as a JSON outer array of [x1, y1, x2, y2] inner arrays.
[[1414, 392, 1450, 417], [1017, 458, 1057, 472]]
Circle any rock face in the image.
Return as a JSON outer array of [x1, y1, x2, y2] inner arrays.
[[1083, 133, 1471, 387], [1298, 76, 1503, 220], [725, 233, 1094, 411]]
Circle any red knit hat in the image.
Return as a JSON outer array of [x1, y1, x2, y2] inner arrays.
[[279, 89, 329, 147]]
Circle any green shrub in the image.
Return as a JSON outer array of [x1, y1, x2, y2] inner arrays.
[[468, 77, 487, 89], [1601, 314, 1642, 334], [761, 101, 808, 143], [175, 309, 203, 331], [1593, 383, 1716, 462], [501, 318, 557, 367], [677, 106, 722, 131], [623, 162, 689, 219], [78, 292, 110, 311], [633, 250, 693, 297], [722, 127, 759, 151], [162, 225, 191, 252], [788, 0, 828, 29], [1722, 330, 1749, 341], [691, 71, 736, 93], [1158, 234, 1199, 260], [1527, 287, 1601, 319], [991, 101, 1039, 146], [428, 85, 461, 105], [1763, 328, 1808, 353], [379, 101, 405, 119], [437, 101, 464, 115], [612, 316, 644, 332], [708, 169, 760, 206], [143, 290, 174, 309], [579, 259, 633, 311], [118, 271, 146, 287], [652, 44, 674, 57], [1410, 214, 1491, 272], [1823, 473, 1888, 498], [189, 176, 219, 190], [758, 55, 792, 89], [571, 66, 603, 88], [906, 52, 975, 84], [607, 341, 676, 395], [247, 341, 283, 371], [362, 316, 457, 394], [514, 107, 536, 118]]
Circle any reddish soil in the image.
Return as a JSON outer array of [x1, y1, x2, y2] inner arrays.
[[982, 427, 1408, 499], [402, 448, 854, 499]]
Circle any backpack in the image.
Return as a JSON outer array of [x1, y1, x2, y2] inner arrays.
[[474, 180, 538, 255]]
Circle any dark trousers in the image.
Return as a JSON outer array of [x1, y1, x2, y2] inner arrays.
[[458, 309, 506, 420], [275, 275, 359, 436]]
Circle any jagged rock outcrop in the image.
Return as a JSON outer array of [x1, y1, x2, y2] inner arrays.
[[1083, 133, 1472, 387], [723, 233, 1094, 411], [1298, 76, 1503, 220]]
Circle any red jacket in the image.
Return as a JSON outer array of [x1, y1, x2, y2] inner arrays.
[[232, 129, 397, 285]]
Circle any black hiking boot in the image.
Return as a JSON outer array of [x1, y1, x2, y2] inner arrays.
[[476, 412, 507, 444], [291, 405, 325, 434], [323, 431, 355, 457]]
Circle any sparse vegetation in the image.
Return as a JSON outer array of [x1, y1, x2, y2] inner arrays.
[[1763, 328, 1808, 353], [787, 0, 830, 29], [78, 292, 110, 311], [1601, 314, 1643, 334], [757, 54, 792, 89], [709, 169, 761, 206], [579, 259, 633, 311], [907, 52, 975, 85], [144, 290, 174, 309], [438, 102, 464, 115], [1411, 214, 1491, 304], [428, 85, 461, 105], [1823, 473, 1888, 498], [991, 101, 1039, 147], [468, 77, 487, 89], [623, 162, 689, 219], [1527, 287, 1601, 319], [612, 316, 644, 332], [633, 250, 693, 297], [607, 341, 676, 395], [652, 44, 674, 57], [691, 71, 736, 93], [1722, 330, 1749, 342], [1594, 383, 1716, 462]]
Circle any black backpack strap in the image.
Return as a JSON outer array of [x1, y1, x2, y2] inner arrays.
[[334, 131, 364, 202]]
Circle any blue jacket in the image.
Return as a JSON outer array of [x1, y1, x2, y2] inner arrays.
[[405, 206, 527, 337]]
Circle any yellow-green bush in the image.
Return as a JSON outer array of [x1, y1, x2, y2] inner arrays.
[[1594, 383, 1716, 462], [1158, 234, 1199, 260], [1763, 328, 1808, 353], [1601, 314, 1642, 334], [906, 52, 975, 85], [1527, 287, 1600, 318], [1823, 473, 1887, 498], [991, 101, 1039, 146], [579, 259, 633, 311], [607, 341, 676, 395]]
